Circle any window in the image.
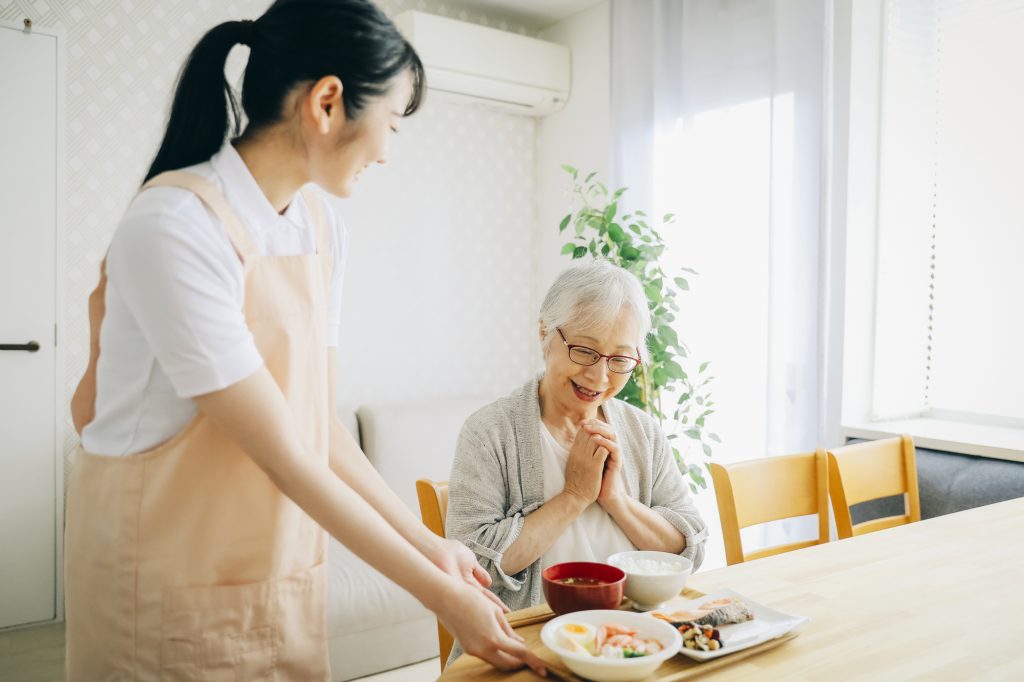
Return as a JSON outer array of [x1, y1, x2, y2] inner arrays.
[[842, 0, 1024, 457]]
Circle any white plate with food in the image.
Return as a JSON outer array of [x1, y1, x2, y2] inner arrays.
[[540, 609, 682, 682], [649, 589, 808, 661]]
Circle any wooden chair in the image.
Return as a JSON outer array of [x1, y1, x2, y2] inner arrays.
[[710, 450, 829, 565], [828, 435, 920, 539], [415, 478, 454, 672]]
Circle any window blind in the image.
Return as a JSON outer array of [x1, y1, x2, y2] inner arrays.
[[872, 0, 1024, 423]]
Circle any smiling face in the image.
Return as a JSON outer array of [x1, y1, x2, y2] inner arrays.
[[305, 69, 414, 197], [541, 306, 642, 415]]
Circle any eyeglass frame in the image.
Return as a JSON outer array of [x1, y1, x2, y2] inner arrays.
[[556, 328, 642, 374]]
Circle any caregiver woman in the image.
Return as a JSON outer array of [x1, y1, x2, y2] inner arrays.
[[64, 0, 544, 678]]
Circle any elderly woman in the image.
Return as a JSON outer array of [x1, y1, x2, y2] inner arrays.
[[447, 260, 708, 623]]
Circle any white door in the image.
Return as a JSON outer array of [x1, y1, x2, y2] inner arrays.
[[0, 21, 59, 628]]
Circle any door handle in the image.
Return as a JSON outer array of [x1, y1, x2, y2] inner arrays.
[[0, 341, 40, 352]]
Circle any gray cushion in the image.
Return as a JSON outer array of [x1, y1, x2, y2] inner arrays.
[[846, 440, 1024, 525]]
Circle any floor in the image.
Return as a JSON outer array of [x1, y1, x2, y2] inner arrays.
[[0, 621, 440, 681]]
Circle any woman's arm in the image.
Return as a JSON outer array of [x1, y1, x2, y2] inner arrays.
[[194, 368, 544, 674], [324, 351, 501, 602], [588, 421, 688, 553], [601, 495, 687, 553], [448, 419, 609, 580], [498, 492, 589, 575]]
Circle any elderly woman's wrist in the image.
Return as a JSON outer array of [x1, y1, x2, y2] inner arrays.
[[599, 493, 629, 518], [557, 489, 591, 515]]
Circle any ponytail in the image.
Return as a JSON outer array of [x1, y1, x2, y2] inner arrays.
[[144, 21, 250, 182], [143, 0, 424, 184]]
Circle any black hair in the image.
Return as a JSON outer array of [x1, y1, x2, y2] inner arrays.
[[144, 0, 424, 182]]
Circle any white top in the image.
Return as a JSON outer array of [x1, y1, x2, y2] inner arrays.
[[82, 144, 348, 456], [538, 421, 636, 570]]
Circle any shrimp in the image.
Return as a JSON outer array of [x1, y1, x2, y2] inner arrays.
[[606, 634, 638, 648]]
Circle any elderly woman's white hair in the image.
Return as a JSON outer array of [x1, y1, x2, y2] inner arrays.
[[539, 260, 652, 364]]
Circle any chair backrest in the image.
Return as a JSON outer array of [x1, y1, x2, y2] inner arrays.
[[828, 435, 920, 539], [709, 450, 829, 565], [416, 479, 449, 539], [415, 479, 454, 671]]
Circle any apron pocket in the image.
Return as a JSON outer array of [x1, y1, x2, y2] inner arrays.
[[160, 563, 327, 681], [160, 578, 278, 681]]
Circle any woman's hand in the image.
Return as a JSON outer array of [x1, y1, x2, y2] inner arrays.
[[562, 422, 609, 505], [427, 536, 509, 613], [434, 580, 547, 675], [581, 420, 627, 508]]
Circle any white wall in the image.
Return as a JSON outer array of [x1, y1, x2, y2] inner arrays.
[[0, 0, 538, 481], [334, 99, 538, 407], [533, 2, 611, 326]]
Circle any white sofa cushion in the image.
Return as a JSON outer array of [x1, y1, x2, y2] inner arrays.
[[356, 397, 495, 513], [326, 398, 491, 680], [336, 406, 360, 447], [326, 538, 437, 680]]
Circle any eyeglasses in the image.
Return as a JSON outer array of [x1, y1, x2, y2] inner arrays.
[[556, 328, 641, 375]]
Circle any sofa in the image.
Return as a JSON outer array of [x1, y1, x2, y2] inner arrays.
[[327, 397, 493, 681], [848, 440, 1024, 525]]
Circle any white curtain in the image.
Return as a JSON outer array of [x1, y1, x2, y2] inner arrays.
[[610, 0, 833, 568]]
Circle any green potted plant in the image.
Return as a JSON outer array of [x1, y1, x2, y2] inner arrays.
[[557, 165, 717, 491]]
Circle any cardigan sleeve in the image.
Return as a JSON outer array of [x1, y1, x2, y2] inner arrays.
[[445, 423, 530, 592], [648, 424, 709, 571]]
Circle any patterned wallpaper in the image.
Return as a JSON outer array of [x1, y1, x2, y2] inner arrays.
[[0, 0, 541, 480]]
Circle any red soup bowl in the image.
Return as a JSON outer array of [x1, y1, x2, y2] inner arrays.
[[541, 562, 626, 616]]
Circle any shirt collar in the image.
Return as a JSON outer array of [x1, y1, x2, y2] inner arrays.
[[209, 143, 305, 228]]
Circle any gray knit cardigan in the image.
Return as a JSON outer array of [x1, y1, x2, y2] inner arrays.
[[445, 375, 708, 615]]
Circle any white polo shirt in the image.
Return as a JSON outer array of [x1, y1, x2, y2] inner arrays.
[[82, 144, 347, 456]]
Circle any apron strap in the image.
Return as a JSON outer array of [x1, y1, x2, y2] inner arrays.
[[299, 184, 327, 256], [143, 170, 258, 261], [71, 257, 106, 435], [72, 174, 329, 435]]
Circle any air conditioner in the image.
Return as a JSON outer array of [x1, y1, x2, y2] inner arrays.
[[394, 11, 570, 117]]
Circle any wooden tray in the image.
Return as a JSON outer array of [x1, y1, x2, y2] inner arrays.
[[443, 588, 803, 681]]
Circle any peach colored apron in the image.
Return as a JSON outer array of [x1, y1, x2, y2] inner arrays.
[[65, 171, 333, 681]]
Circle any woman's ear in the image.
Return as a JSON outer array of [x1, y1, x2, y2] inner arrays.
[[306, 75, 344, 135]]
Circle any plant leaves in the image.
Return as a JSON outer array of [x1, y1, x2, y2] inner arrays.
[[621, 245, 641, 261], [561, 164, 578, 178], [608, 223, 627, 244], [603, 203, 618, 223], [560, 242, 575, 255], [644, 281, 663, 303], [673, 277, 690, 291], [559, 214, 572, 232], [708, 433, 721, 443], [663, 360, 685, 380], [572, 246, 587, 259]]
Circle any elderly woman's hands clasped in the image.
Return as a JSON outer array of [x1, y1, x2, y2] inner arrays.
[[563, 419, 626, 507]]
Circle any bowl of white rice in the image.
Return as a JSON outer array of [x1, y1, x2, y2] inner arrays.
[[606, 551, 692, 611]]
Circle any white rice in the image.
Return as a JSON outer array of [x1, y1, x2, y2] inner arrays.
[[615, 556, 685, 576]]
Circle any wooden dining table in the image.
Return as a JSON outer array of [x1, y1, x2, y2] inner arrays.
[[441, 497, 1024, 680]]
